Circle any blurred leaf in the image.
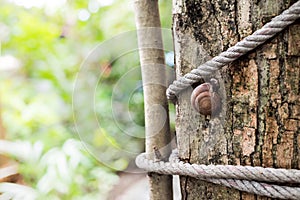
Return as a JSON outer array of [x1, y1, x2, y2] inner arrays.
[[0, 0, 172, 199], [0, 183, 38, 200]]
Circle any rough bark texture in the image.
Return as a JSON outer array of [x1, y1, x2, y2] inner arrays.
[[173, 0, 300, 199], [134, 0, 173, 199]]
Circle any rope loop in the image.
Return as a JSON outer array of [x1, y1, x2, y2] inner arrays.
[[136, 150, 300, 199], [137, 1, 300, 199]]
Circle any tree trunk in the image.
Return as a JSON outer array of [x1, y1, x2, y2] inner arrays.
[[173, 0, 300, 199], [134, 0, 173, 199]]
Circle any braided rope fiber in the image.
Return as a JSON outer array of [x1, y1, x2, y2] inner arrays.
[[166, 0, 300, 100], [136, 150, 300, 199], [137, 1, 300, 199]]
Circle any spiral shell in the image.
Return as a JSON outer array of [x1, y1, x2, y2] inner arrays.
[[191, 83, 221, 116]]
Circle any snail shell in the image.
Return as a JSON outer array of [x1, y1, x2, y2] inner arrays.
[[191, 83, 221, 116]]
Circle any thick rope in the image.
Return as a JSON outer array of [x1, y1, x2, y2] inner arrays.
[[138, 2, 300, 199], [136, 150, 300, 200], [166, 0, 300, 100]]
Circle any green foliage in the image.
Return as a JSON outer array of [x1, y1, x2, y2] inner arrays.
[[0, 0, 172, 199], [0, 139, 118, 200]]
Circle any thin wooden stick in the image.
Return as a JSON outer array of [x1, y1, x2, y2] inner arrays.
[[134, 0, 173, 199]]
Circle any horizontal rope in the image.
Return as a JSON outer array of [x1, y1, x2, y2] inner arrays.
[[138, 2, 300, 199], [166, 0, 300, 100], [136, 149, 300, 199]]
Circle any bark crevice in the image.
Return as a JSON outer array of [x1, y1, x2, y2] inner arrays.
[[173, 0, 300, 199]]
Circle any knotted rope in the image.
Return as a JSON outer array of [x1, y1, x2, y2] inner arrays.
[[166, 0, 300, 100], [136, 150, 300, 200], [137, 1, 300, 199]]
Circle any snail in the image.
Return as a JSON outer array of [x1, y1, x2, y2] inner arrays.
[[190, 81, 221, 116]]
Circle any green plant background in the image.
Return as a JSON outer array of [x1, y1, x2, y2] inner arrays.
[[0, 0, 172, 199]]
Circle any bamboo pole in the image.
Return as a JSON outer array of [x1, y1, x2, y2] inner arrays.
[[134, 0, 173, 199]]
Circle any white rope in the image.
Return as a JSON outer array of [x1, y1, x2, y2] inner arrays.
[[166, 0, 300, 100], [136, 150, 300, 199], [137, 2, 300, 199]]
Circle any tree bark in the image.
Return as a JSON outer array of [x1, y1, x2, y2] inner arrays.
[[173, 0, 300, 199], [134, 0, 173, 199]]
